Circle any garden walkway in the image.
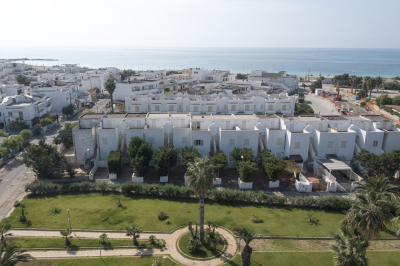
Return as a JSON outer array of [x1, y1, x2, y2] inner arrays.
[[9, 228, 237, 266]]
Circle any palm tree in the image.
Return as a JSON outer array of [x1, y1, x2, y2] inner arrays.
[[375, 76, 383, 92], [105, 77, 116, 111], [0, 222, 11, 247], [0, 239, 32, 265], [364, 76, 376, 100], [332, 225, 369, 266], [126, 223, 142, 245], [235, 228, 256, 266], [60, 228, 72, 245], [349, 75, 362, 94], [346, 191, 393, 257], [355, 176, 400, 200], [186, 156, 217, 243]]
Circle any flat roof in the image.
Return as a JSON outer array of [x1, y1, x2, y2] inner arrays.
[[234, 114, 259, 119], [321, 116, 348, 121], [170, 113, 190, 117], [126, 113, 147, 118], [257, 114, 279, 119], [281, 116, 322, 121], [105, 113, 127, 118], [148, 113, 169, 117], [362, 115, 390, 121], [80, 113, 104, 119]]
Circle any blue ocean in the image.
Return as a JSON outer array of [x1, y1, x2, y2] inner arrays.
[[1, 47, 399, 78]]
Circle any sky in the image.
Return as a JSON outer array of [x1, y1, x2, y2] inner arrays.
[[2, 0, 400, 48]]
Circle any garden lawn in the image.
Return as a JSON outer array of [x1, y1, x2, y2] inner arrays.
[[226, 251, 400, 266], [4, 193, 348, 237], [20, 256, 174, 266], [6, 237, 160, 249]]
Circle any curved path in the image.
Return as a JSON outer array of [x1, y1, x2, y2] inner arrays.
[[9, 228, 237, 266]]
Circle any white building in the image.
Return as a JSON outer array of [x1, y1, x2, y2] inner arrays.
[[191, 69, 236, 83], [0, 93, 52, 130], [124, 93, 295, 115], [72, 113, 400, 173], [249, 70, 300, 92], [114, 80, 163, 101]]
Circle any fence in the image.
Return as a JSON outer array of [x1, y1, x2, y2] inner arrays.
[[295, 173, 312, 193]]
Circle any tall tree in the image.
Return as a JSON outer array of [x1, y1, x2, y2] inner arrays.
[[331, 225, 369, 266], [235, 228, 256, 266], [0, 239, 32, 265], [19, 129, 33, 144], [186, 156, 217, 243], [375, 76, 383, 92], [105, 77, 116, 111], [16, 74, 31, 86]]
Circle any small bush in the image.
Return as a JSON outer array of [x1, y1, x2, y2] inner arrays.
[[360, 101, 367, 107], [157, 211, 169, 221], [251, 214, 263, 223], [52, 207, 61, 214], [188, 237, 202, 252], [14, 201, 20, 207]]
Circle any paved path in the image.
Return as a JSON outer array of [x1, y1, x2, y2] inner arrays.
[[10, 228, 237, 266]]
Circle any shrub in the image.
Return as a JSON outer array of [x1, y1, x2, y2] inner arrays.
[[209, 150, 228, 176], [188, 236, 202, 252], [107, 150, 122, 174], [154, 144, 179, 176], [52, 207, 61, 214], [261, 152, 287, 182], [157, 211, 169, 221], [33, 124, 42, 135], [25, 181, 353, 211], [251, 214, 263, 223], [360, 101, 367, 107]]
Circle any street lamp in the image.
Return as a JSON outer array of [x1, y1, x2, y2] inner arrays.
[[98, 237, 101, 258]]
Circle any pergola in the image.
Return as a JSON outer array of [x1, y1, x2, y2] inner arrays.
[[318, 157, 353, 182]]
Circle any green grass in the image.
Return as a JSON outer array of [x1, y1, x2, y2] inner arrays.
[[20, 256, 175, 266], [225, 251, 400, 266], [3, 193, 350, 237], [178, 232, 225, 259], [6, 237, 163, 249]]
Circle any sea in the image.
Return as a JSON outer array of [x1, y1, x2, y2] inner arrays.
[[1, 47, 400, 78]]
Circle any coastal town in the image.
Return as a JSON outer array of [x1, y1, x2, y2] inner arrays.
[[0, 58, 400, 265]]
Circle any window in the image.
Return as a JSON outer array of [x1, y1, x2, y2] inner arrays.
[[229, 139, 235, 146], [149, 137, 154, 143], [155, 105, 160, 111], [231, 105, 236, 111], [245, 105, 250, 111], [102, 138, 108, 144], [282, 104, 286, 110], [208, 106, 212, 112], [341, 141, 347, 148], [18, 112, 23, 117], [268, 105, 273, 110], [182, 137, 188, 143], [8, 112, 12, 117], [194, 71, 198, 74], [135, 106, 139, 112], [244, 139, 249, 145], [194, 139, 203, 146], [294, 142, 300, 149], [168, 105, 174, 111], [328, 141, 333, 148], [194, 106, 199, 112], [277, 138, 283, 145], [373, 140, 378, 147], [196, 122, 200, 129]]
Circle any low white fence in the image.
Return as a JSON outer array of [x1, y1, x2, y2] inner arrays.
[[295, 173, 313, 193]]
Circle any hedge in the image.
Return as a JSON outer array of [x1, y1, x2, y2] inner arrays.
[[107, 150, 122, 174], [25, 181, 353, 211]]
